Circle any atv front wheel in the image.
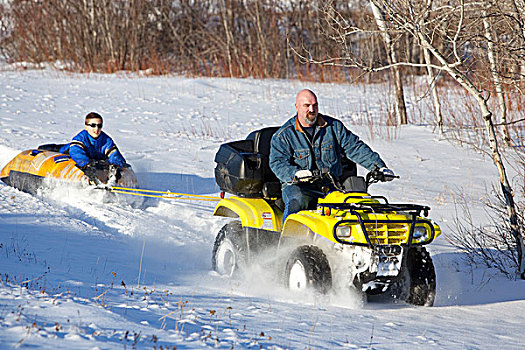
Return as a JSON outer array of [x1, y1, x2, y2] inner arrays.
[[212, 222, 246, 277], [390, 247, 436, 306], [284, 245, 332, 294]]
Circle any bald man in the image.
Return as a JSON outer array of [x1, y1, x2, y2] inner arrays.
[[269, 89, 394, 223]]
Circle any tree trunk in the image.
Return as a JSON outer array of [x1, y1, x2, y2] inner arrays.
[[510, 0, 525, 90], [423, 47, 443, 134], [483, 8, 511, 145], [422, 0, 443, 134], [101, 0, 116, 70], [370, 1, 408, 125], [219, 0, 234, 77]]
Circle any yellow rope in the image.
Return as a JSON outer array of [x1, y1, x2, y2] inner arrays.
[[110, 186, 220, 198], [109, 187, 221, 201]]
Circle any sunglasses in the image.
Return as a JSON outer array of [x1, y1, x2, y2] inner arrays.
[[86, 123, 103, 128]]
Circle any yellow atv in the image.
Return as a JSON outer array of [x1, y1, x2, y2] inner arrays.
[[212, 127, 441, 306]]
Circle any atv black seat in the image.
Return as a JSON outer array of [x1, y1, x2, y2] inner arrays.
[[246, 127, 279, 156], [37, 143, 68, 153], [246, 127, 281, 198], [214, 127, 281, 198]]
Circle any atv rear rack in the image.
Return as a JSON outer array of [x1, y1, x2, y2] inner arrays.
[[318, 202, 436, 247]]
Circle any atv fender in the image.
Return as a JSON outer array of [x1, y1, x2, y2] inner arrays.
[[282, 211, 340, 243], [213, 197, 282, 231]]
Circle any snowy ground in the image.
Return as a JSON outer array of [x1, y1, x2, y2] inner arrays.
[[1, 69, 524, 349]]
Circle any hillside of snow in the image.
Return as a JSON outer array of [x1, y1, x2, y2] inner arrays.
[[1, 70, 524, 349]]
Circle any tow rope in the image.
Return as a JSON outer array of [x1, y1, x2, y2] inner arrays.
[[108, 186, 222, 202]]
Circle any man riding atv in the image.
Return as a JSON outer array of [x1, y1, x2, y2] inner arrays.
[[270, 89, 396, 223], [212, 90, 440, 306]]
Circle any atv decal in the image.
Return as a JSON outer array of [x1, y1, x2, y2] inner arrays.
[[262, 212, 273, 230]]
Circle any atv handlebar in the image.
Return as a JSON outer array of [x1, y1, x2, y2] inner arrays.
[[293, 167, 398, 197], [293, 167, 331, 184], [295, 166, 398, 187], [366, 167, 399, 186]]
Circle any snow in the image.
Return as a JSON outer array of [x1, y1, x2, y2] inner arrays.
[[1, 69, 524, 349]]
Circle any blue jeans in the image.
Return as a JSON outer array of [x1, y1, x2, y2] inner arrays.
[[282, 184, 316, 224]]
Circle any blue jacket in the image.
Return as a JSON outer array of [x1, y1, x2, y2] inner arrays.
[[269, 114, 386, 185], [60, 130, 126, 168]]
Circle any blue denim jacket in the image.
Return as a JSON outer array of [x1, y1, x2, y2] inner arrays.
[[269, 114, 386, 185]]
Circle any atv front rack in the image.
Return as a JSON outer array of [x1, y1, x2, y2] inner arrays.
[[318, 201, 436, 247]]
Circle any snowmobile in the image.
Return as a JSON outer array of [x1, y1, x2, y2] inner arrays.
[[211, 127, 441, 306], [1, 143, 138, 194]]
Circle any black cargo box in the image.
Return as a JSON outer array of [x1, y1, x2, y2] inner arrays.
[[214, 127, 280, 197]]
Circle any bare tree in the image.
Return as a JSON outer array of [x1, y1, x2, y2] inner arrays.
[[301, 0, 525, 278], [369, 0, 525, 278], [482, 2, 511, 144], [370, 1, 408, 125], [508, 0, 525, 87], [0, 0, 376, 78], [420, 0, 444, 133]]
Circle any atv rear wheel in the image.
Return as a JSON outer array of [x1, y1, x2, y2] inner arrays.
[[212, 222, 246, 277], [390, 247, 436, 306], [284, 245, 332, 294]]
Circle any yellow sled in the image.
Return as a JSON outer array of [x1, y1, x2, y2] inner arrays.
[[1, 145, 137, 193]]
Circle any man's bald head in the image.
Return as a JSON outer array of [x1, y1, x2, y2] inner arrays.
[[295, 89, 319, 127], [295, 89, 317, 104]]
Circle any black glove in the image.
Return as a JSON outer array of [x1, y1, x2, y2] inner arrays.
[[371, 166, 397, 182], [81, 161, 101, 185], [107, 164, 122, 186]]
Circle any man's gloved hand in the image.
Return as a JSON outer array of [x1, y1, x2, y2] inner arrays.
[[81, 161, 101, 186], [379, 167, 396, 181], [107, 164, 121, 187], [373, 167, 396, 182], [370, 166, 397, 182], [294, 169, 313, 182]]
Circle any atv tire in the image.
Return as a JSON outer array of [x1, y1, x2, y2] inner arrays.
[[390, 247, 436, 306], [212, 221, 247, 277], [284, 245, 332, 294]]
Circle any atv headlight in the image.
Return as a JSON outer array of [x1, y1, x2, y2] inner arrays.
[[336, 225, 352, 239], [412, 226, 429, 244]]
